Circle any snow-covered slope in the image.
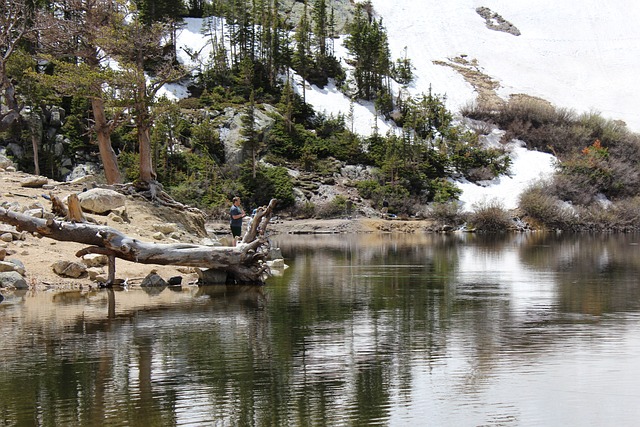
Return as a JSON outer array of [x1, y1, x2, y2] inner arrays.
[[372, 0, 640, 131], [171, 1, 639, 211]]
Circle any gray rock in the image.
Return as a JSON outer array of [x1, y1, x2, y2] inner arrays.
[[197, 268, 228, 285], [0, 261, 17, 273], [0, 152, 15, 170], [141, 272, 168, 287], [66, 163, 99, 182], [25, 208, 44, 218], [0, 271, 28, 289], [81, 253, 108, 267], [51, 260, 87, 278], [6, 143, 23, 159], [6, 258, 25, 275]]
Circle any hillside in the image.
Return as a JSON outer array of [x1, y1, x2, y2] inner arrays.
[[3, 0, 640, 231], [168, 1, 640, 212]]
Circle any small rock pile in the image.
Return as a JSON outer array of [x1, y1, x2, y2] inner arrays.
[[0, 248, 28, 290]]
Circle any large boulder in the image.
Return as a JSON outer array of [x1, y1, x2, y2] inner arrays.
[[220, 106, 276, 166], [76, 188, 126, 214], [20, 175, 49, 188], [0, 259, 25, 275], [0, 271, 28, 290]]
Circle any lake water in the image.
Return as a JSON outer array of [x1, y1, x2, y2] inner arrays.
[[2, 232, 640, 426]]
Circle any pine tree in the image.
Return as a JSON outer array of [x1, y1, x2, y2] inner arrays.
[[36, 0, 124, 184], [105, 4, 187, 185], [312, 0, 327, 58], [344, 1, 392, 101], [292, 1, 312, 103]]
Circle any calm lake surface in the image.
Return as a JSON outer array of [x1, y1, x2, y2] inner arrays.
[[2, 232, 640, 426]]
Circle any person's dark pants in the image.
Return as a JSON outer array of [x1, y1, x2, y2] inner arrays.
[[231, 225, 242, 238]]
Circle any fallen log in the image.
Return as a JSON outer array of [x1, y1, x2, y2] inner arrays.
[[0, 198, 277, 285]]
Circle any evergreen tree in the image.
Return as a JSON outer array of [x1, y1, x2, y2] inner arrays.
[[292, 1, 312, 103], [344, 1, 392, 101], [187, 0, 205, 17], [135, 0, 185, 24], [37, 0, 126, 184], [105, 3, 187, 185], [312, 0, 328, 58]]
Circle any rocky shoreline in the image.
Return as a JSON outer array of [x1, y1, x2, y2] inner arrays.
[[0, 170, 442, 294]]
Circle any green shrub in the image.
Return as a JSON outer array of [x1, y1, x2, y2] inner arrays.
[[315, 195, 348, 218], [168, 179, 228, 210], [428, 178, 462, 203], [240, 164, 295, 210], [356, 179, 380, 199], [177, 97, 202, 110]]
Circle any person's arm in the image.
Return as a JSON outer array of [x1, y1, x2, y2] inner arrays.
[[232, 208, 245, 220]]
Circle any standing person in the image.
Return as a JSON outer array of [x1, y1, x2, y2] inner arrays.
[[229, 197, 245, 246]]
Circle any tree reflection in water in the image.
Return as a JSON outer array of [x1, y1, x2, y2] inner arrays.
[[2, 233, 640, 425]]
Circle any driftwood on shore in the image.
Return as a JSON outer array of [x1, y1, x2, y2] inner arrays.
[[0, 198, 277, 285]]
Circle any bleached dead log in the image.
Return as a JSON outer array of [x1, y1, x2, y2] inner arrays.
[[50, 193, 86, 222], [0, 198, 278, 285], [66, 193, 86, 222]]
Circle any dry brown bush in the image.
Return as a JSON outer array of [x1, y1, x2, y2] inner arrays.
[[468, 198, 511, 232], [518, 182, 573, 228], [426, 201, 467, 226]]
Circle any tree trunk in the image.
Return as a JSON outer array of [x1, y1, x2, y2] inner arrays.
[[0, 199, 278, 285], [136, 105, 156, 184], [92, 97, 122, 184]]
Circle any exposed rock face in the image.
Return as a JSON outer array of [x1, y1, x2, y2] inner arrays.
[[219, 106, 276, 167], [0, 152, 15, 170], [476, 7, 521, 36], [281, 0, 353, 33]]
